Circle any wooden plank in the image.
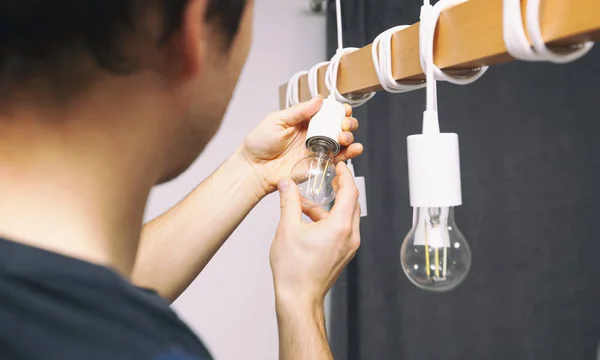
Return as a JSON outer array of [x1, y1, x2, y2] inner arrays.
[[279, 0, 600, 109]]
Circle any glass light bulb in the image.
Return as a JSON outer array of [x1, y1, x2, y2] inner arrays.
[[400, 207, 471, 292], [290, 143, 336, 208]]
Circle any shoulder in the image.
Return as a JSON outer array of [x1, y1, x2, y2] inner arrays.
[[0, 239, 212, 360]]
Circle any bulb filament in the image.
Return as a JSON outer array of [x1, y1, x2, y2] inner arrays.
[[304, 143, 333, 200], [425, 208, 448, 282], [313, 155, 322, 196], [317, 159, 330, 195]]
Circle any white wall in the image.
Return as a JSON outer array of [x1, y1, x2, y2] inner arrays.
[[144, 1, 326, 359]]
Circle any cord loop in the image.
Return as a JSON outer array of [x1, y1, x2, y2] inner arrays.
[[325, 48, 376, 107], [503, 0, 593, 63], [419, 0, 489, 85], [285, 70, 309, 108], [308, 61, 330, 98], [372, 26, 426, 93]]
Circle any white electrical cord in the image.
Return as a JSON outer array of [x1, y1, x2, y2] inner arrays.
[[324, 0, 375, 108], [331, 0, 368, 217], [502, 0, 541, 61], [285, 70, 308, 108], [372, 26, 426, 93], [407, 0, 463, 221], [420, 0, 489, 86], [419, 0, 490, 130], [308, 61, 330, 98], [420, 1, 440, 122], [325, 48, 376, 107], [503, 0, 593, 63], [335, 0, 344, 54]]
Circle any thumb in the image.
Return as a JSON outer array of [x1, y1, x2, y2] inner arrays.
[[278, 179, 302, 224], [279, 96, 323, 127]]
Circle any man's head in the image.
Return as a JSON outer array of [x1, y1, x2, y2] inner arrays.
[[0, 0, 253, 182]]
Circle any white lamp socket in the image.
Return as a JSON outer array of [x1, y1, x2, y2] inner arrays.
[[407, 132, 462, 207], [306, 97, 345, 155]]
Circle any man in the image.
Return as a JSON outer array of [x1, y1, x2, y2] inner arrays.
[[0, 0, 363, 359]]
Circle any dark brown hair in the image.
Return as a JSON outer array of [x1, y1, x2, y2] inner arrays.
[[0, 0, 247, 78]]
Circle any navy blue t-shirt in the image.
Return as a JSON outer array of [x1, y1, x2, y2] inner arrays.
[[0, 238, 212, 360]]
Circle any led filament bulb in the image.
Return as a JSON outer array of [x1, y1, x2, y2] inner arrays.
[[290, 141, 336, 208], [401, 127, 472, 292], [401, 207, 471, 291], [289, 96, 345, 208]]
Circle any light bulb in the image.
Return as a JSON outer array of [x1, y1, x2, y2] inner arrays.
[[400, 207, 471, 292], [290, 141, 336, 208]]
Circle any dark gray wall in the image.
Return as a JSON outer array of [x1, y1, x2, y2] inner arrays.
[[327, 1, 600, 359]]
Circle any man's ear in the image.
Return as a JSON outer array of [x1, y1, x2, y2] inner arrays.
[[163, 0, 209, 79]]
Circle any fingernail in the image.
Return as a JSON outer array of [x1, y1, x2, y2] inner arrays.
[[278, 179, 289, 192]]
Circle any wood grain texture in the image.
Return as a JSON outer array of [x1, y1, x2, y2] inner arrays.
[[279, 0, 600, 109]]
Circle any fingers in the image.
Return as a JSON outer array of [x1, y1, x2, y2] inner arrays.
[[339, 117, 359, 147], [278, 179, 302, 224], [302, 205, 330, 222], [344, 103, 352, 117], [334, 143, 364, 163], [279, 96, 323, 127], [338, 132, 355, 147], [329, 162, 359, 221], [342, 117, 359, 132]]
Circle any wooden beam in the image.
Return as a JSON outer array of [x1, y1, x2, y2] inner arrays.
[[279, 0, 600, 109]]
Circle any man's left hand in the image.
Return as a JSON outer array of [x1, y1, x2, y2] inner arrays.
[[239, 96, 363, 197]]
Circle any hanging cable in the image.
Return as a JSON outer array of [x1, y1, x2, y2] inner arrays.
[[503, 0, 593, 63], [325, 0, 375, 109], [285, 70, 309, 108], [330, 0, 368, 216], [419, 0, 440, 131], [372, 26, 426, 93], [335, 0, 344, 53], [407, 0, 464, 258], [419, 0, 488, 86]]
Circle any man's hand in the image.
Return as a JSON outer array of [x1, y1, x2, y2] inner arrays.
[[240, 96, 363, 197], [271, 162, 360, 359], [134, 97, 363, 303], [271, 161, 360, 307]]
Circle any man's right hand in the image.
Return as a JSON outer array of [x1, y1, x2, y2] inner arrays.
[[270, 161, 361, 309]]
